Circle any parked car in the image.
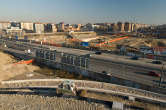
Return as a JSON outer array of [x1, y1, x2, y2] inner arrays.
[[148, 71, 161, 77], [152, 60, 162, 64], [95, 51, 102, 55], [131, 56, 139, 60]]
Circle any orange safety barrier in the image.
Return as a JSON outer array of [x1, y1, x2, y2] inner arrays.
[[96, 36, 129, 47], [33, 41, 62, 47], [14, 59, 34, 65]]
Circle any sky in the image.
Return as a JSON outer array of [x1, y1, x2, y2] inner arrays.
[[0, 0, 165, 24]]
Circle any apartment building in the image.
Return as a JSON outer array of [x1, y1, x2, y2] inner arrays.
[[21, 22, 34, 32], [34, 23, 44, 34], [0, 21, 11, 30]]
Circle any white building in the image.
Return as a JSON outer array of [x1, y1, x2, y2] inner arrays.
[[52, 24, 57, 32], [6, 27, 23, 35], [34, 23, 44, 34], [0, 21, 11, 30], [21, 22, 34, 32]]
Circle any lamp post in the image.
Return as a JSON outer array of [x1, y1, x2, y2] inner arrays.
[[159, 64, 164, 87]]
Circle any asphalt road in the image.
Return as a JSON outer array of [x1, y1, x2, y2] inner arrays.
[[47, 46, 166, 87], [55, 50, 166, 87], [1, 40, 166, 87], [89, 58, 163, 86]]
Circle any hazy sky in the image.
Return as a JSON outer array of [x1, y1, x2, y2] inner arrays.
[[0, 0, 165, 24]]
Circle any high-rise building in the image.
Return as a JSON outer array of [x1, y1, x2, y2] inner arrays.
[[52, 24, 57, 33], [57, 22, 65, 32], [44, 23, 53, 33], [0, 21, 11, 30], [34, 23, 44, 34], [21, 22, 34, 32], [117, 22, 125, 32], [124, 22, 132, 32], [111, 23, 118, 32]]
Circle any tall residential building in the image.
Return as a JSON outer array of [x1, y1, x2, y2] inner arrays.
[[117, 22, 125, 32], [34, 23, 44, 34], [21, 22, 34, 32], [57, 22, 65, 32], [111, 23, 118, 32], [0, 21, 11, 30], [124, 22, 132, 32], [52, 24, 57, 33], [132, 24, 138, 32], [44, 23, 53, 33]]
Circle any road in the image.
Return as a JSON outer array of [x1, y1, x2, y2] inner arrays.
[[89, 58, 162, 86], [54, 48, 166, 87], [1, 39, 166, 87]]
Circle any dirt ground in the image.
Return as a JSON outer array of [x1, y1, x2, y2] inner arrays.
[[90, 35, 166, 50], [0, 51, 39, 81]]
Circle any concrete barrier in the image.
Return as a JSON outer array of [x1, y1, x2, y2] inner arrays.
[[1, 79, 166, 103]]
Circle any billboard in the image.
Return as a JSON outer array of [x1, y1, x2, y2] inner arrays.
[[81, 42, 89, 47]]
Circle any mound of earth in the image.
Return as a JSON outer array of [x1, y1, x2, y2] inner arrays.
[[0, 51, 39, 81]]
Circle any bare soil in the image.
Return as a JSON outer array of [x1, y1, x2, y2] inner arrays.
[[0, 51, 39, 81]]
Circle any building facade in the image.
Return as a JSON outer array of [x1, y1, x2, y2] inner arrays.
[[21, 22, 34, 32], [44, 23, 53, 33], [52, 24, 57, 33], [57, 22, 65, 32], [0, 21, 11, 30], [117, 22, 125, 32], [34, 23, 44, 34], [124, 22, 132, 32]]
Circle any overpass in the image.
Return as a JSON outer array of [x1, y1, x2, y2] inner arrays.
[[1, 79, 166, 104]]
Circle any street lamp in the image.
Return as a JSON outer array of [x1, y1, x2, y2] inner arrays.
[[159, 64, 164, 87]]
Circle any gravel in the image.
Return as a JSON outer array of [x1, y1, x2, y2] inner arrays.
[[0, 94, 109, 110]]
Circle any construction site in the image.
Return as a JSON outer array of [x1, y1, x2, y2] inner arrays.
[[1, 0, 166, 109], [0, 32, 166, 109], [17, 32, 166, 52]]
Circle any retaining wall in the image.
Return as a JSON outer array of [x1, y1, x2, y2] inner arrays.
[[3, 49, 166, 95]]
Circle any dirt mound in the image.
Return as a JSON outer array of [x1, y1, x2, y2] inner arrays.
[[0, 51, 39, 81]]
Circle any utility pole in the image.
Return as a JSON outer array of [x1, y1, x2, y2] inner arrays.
[[159, 64, 164, 87], [84, 58, 86, 70], [123, 63, 127, 74], [80, 57, 82, 68]]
